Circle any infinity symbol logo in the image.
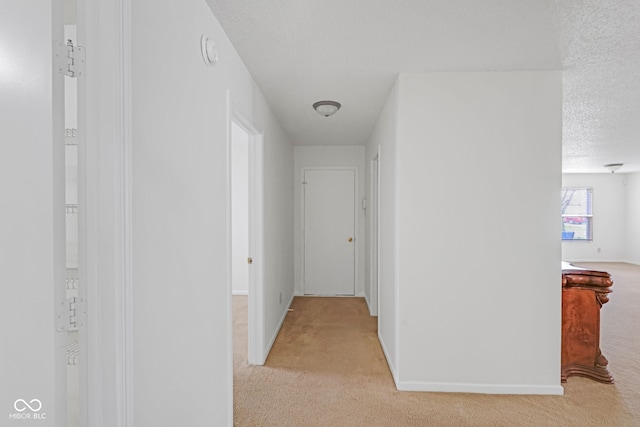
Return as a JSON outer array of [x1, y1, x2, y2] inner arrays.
[[14, 399, 42, 412]]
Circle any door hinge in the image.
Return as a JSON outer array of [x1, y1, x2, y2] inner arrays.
[[56, 296, 86, 332], [55, 39, 85, 78], [65, 128, 78, 145]]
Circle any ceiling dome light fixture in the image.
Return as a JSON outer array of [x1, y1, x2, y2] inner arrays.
[[313, 100, 341, 117], [604, 163, 623, 173]]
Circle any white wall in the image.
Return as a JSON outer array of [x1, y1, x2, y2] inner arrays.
[[293, 146, 366, 296], [0, 0, 65, 424], [393, 72, 563, 394], [365, 80, 400, 378], [625, 172, 640, 264], [131, 1, 293, 425], [231, 123, 249, 294], [562, 173, 627, 262], [253, 84, 295, 354]]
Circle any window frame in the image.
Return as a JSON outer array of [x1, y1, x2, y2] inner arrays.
[[561, 187, 593, 241]]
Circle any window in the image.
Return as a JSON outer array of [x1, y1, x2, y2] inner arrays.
[[561, 187, 592, 240]]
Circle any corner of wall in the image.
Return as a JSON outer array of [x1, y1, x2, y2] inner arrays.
[[378, 331, 399, 389], [262, 293, 295, 365], [623, 172, 640, 263]]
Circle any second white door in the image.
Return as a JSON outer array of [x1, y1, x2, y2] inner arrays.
[[303, 169, 356, 295]]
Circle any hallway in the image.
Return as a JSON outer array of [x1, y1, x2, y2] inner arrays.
[[233, 296, 395, 426], [233, 265, 640, 426]]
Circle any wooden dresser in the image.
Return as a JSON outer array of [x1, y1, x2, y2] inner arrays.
[[561, 262, 614, 383]]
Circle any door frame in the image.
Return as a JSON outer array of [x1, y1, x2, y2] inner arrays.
[[301, 167, 359, 296], [226, 96, 266, 366], [369, 152, 380, 316], [83, 0, 135, 424]]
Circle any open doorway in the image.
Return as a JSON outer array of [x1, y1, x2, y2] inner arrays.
[[231, 121, 250, 299], [231, 120, 251, 389], [229, 113, 265, 366]]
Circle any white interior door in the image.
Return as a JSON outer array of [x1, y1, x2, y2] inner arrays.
[[1, 0, 67, 423], [303, 169, 356, 295]]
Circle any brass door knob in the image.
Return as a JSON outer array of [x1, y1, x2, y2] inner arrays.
[[247, 257, 253, 264], [348, 237, 353, 242]]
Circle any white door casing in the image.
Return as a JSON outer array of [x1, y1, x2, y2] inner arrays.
[[303, 169, 356, 296], [83, 0, 135, 424], [370, 154, 380, 316]]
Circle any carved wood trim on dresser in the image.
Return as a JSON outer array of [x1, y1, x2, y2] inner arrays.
[[561, 263, 614, 384]]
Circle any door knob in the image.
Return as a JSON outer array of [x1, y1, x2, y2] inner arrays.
[[247, 257, 253, 264], [348, 237, 353, 242]]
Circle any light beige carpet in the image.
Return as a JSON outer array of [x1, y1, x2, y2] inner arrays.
[[233, 262, 639, 426]]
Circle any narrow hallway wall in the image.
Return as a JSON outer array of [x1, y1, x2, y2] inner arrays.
[[394, 72, 562, 393], [131, 1, 294, 424]]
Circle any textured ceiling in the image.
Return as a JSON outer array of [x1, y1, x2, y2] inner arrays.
[[553, 0, 640, 173], [207, 0, 640, 173]]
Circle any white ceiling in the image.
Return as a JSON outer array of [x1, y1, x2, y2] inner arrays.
[[207, 0, 640, 173]]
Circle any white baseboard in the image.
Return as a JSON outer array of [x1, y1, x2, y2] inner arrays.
[[363, 292, 371, 314], [378, 332, 399, 388], [564, 259, 624, 264], [263, 293, 295, 362], [566, 259, 640, 267], [232, 290, 248, 296], [396, 381, 564, 395], [294, 289, 365, 297], [364, 293, 378, 316], [293, 294, 363, 297], [378, 333, 562, 396]]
